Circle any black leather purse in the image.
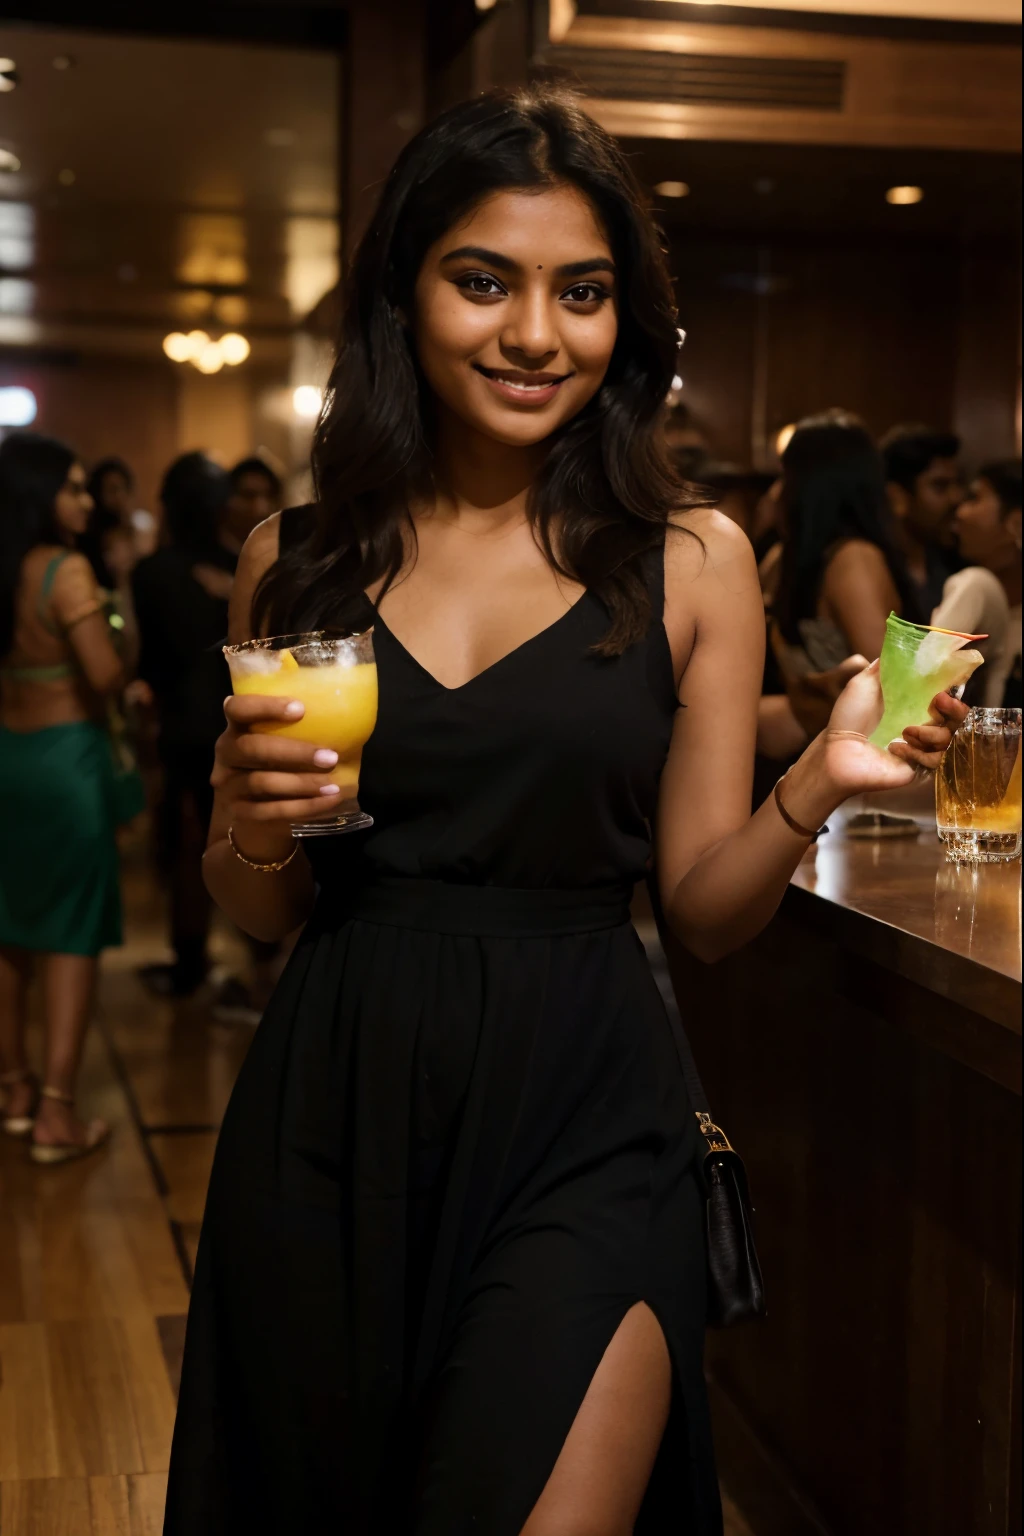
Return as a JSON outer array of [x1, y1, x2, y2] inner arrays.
[[668, 1018, 766, 1329]]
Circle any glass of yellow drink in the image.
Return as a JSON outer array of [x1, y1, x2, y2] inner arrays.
[[224, 630, 378, 836], [935, 707, 1021, 864]]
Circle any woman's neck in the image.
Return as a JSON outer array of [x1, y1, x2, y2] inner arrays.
[[428, 409, 548, 529]]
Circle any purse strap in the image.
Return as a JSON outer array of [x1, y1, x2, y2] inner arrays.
[[644, 875, 736, 1157]]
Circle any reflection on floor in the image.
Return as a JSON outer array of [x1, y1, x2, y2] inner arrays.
[[0, 851, 755, 1534]]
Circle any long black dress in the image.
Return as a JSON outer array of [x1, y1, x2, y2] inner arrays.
[[164, 527, 721, 1535]]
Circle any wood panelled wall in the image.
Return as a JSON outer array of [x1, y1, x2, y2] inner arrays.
[[668, 231, 1020, 468]]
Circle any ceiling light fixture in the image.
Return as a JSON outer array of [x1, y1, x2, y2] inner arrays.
[[886, 185, 923, 206], [0, 59, 18, 93], [218, 333, 251, 366], [655, 180, 690, 199], [0, 149, 21, 175], [163, 329, 251, 371]]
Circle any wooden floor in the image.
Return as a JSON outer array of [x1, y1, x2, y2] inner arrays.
[[0, 847, 755, 1535]]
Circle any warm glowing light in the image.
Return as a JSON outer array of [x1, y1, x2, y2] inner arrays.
[[195, 341, 226, 375], [886, 185, 923, 206], [162, 332, 193, 362], [0, 58, 17, 93], [0, 384, 36, 426], [186, 329, 211, 356], [655, 180, 690, 198], [57, 168, 76, 187], [671, 374, 684, 391], [0, 149, 21, 174], [219, 332, 251, 366], [293, 384, 323, 420], [775, 423, 797, 457], [475, 0, 499, 10]]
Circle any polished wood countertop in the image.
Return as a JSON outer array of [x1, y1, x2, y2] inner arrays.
[[787, 802, 1021, 1046]]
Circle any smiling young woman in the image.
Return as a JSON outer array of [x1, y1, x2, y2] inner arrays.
[[163, 88, 964, 1536]]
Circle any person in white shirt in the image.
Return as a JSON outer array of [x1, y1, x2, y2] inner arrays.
[[931, 459, 1021, 708]]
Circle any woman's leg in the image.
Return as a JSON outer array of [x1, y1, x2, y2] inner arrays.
[[0, 945, 34, 1120], [519, 1301, 672, 1536], [32, 952, 108, 1147]]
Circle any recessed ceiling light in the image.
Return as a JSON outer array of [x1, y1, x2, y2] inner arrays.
[[57, 168, 77, 187], [0, 59, 18, 93], [0, 148, 21, 174], [886, 185, 923, 206], [655, 180, 690, 199]]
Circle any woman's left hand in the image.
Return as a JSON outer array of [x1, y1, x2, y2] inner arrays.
[[816, 658, 968, 799]]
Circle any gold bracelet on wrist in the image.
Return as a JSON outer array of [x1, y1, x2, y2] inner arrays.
[[227, 825, 298, 873], [773, 776, 827, 841]]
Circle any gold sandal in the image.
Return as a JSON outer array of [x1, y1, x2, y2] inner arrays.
[[29, 1086, 110, 1165], [1, 1067, 39, 1138]]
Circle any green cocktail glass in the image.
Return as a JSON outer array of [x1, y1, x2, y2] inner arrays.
[[869, 614, 985, 750]]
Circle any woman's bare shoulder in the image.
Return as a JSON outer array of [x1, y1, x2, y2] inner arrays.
[[665, 506, 759, 599], [229, 514, 282, 643]]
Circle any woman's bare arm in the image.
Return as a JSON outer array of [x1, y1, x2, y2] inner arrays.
[[657, 514, 957, 963], [201, 515, 321, 942], [819, 539, 900, 661], [54, 553, 125, 696]]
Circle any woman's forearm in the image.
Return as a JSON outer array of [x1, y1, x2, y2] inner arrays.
[[203, 834, 316, 943], [664, 737, 840, 963]]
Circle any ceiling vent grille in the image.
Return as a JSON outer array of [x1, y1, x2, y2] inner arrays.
[[542, 48, 846, 112]]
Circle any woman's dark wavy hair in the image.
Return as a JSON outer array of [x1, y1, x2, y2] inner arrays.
[[254, 85, 708, 654], [774, 409, 922, 645], [160, 452, 229, 558], [80, 456, 134, 587], [0, 430, 76, 657]]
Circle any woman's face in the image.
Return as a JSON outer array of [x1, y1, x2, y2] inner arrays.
[[954, 477, 1022, 574], [100, 468, 132, 519], [412, 183, 619, 450], [54, 462, 94, 539]]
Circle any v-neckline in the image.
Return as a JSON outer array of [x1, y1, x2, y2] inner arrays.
[[369, 589, 593, 695]]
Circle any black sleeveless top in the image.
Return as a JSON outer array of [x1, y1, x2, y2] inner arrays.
[[278, 504, 679, 893]]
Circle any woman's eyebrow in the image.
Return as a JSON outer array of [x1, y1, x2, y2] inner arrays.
[[440, 245, 517, 270], [556, 257, 616, 278], [439, 246, 616, 280]]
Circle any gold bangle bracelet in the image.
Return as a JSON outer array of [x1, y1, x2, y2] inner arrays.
[[227, 825, 298, 873]]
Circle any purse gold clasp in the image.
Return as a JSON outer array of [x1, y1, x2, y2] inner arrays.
[[696, 1111, 734, 1156]]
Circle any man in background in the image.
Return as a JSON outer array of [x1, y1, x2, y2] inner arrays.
[[880, 424, 963, 615]]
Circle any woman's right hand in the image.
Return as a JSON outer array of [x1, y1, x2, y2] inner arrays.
[[210, 695, 357, 857]]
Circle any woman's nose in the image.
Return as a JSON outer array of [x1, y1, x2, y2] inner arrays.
[[501, 289, 558, 363]]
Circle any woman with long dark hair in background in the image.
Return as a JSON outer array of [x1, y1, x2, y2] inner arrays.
[[0, 432, 125, 1161], [165, 89, 962, 1535], [768, 409, 920, 674]]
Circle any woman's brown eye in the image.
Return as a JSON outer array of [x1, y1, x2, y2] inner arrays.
[[565, 283, 605, 305], [460, 274, 504, 297]]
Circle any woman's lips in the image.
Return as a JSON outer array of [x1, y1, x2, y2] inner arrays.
[[473, 364, 572, 407]]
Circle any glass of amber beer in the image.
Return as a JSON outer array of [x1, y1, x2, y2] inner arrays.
[[935, 707, 1022, 863]]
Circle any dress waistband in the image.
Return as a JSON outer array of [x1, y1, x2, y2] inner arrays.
[[319, 876, 634, 937]]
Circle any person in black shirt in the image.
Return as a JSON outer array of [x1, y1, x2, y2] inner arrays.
[[880, 424, 964, 615], [132, 454, 232, 996]]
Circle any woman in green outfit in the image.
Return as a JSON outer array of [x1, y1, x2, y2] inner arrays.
[[0, 431, 126, 1162]]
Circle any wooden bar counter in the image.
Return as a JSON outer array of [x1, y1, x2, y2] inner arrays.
[[663, 808, 1022, 1536]]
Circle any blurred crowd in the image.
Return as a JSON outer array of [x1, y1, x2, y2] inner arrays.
[[0, 409, 1021, 1155], [665, 405, 1022, 781], [0, 436, 286, 1157]]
